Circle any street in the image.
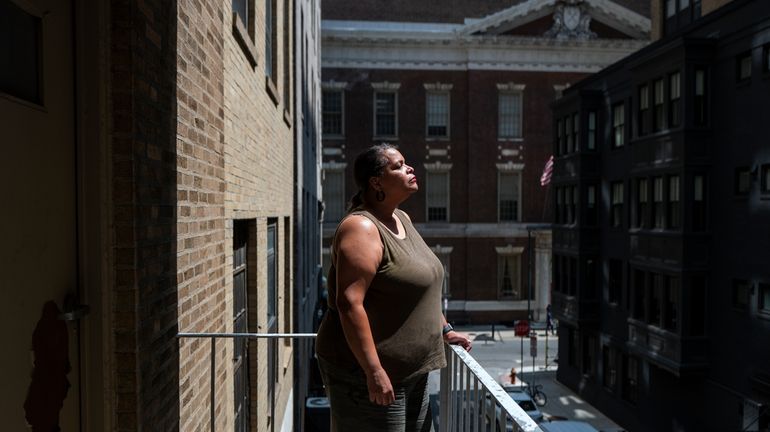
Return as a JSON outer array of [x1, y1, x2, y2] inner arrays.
[[429, 325, 624, 432]]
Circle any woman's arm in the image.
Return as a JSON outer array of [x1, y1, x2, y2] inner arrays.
[[334, 215, 395, 406], [441, 315, 472, 351]]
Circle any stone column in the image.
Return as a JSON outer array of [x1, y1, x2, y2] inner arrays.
[[534, 230, 552, 322]]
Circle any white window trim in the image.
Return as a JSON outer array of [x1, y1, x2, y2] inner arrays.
[[496, 163, 524, 223], [372, 82, 400, 140], [424, 163, 452, 223], [496, 245, 524, 299], [424, 84, 451, 140]]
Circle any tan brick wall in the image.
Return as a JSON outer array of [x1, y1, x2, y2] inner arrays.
[[176, 0, 228, 430]]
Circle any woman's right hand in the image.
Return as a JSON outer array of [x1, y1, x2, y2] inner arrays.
[[366, 368, 395, 406]]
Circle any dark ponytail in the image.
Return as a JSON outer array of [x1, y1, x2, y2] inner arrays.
[[346, 143, 397, 213]]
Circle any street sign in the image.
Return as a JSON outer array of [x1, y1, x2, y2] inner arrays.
[[514, 320, 530, 337], [530, 335, 537, 357]]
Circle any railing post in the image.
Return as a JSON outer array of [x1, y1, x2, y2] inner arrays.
[[439, 345, 450, 432], [211, 337, 216, 432]]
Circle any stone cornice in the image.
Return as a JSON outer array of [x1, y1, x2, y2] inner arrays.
[[430, 245, 454, 255], [371, 81, 401, 91], [495, 245, 526, 255], [423, 82, 454, 91], [423, 162, 453, 172], [496, 162, 525, 172], [322, 80, 348, 90], [497, 82, 526, 92], [322, 161, 347, 170]]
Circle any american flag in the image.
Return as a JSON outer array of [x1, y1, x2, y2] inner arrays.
[[540, 155, 553, 186]]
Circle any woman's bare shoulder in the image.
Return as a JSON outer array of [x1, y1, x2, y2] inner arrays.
[[337, 214, 379, 240]]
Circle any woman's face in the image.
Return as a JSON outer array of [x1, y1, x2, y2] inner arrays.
[[372, 148, 417, 198]]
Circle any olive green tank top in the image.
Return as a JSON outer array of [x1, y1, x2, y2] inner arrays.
[[316, 209, 447, 383]]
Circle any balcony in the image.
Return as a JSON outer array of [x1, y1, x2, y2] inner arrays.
[[177, 332, 543, 432]]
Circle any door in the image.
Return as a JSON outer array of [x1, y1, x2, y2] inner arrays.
[[1, 0, 81, 430]]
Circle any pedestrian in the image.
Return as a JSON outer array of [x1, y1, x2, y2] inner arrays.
[[509, 367, 517, 385], [316, 144, 472, 432], [546, 304, 555, 336]]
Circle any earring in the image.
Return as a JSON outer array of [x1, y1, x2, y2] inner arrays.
[[376, 190, 385, 202]]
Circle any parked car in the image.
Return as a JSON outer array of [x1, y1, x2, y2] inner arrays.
[[484, 387, 544, 431], [539, 420, 599, 432]]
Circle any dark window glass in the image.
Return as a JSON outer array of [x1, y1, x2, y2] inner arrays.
[[586, 185, 597, 226], [582, 334, 595, 376], [762, 165, 770, 194], [427, 171, 450, 222], [426, 92, 450, 137], [265, 0, 277, 80], [669, 73, 681, 127], [653, 177, 665, 229], [693, 175, 707, 231], [690, 275, 706, 336], [668, 176, 680, 229], [665, 277, 680, 331], [0, 1, 42, 104], [612, 104, 625, 148], [267, 221, 278, 408], [375, 92, 397, 136], [733, 280, 750, 310], [609, 260, 622, 304], [650, 274, 663, 327], [638, 85, 650, 136], [566, 115, 573, 153], [694, 68, 708, 125], [587, 111, 597, 150], [603, 346, 617, 390], [611, 182, 623, 228], [623, 355, 639, 403], [233, 220, 250, 431], [737, 52, 752, 81], [322, 90, 344, 136], [232, 0, 249, 29], [636, 178, 648, 228], [735, 167, 751, 195], [499, 173, 519, 222], [633, 270, 646, 320], [653, 79, 665, 131]]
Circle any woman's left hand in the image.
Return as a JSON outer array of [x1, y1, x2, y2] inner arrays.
[[443, 331, 472, 351]]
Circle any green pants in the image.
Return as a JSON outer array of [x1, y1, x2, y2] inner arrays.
[[317, 358, 433, 432]]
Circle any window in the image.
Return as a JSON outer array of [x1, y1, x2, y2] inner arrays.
[[282, 0, 290, 114], [587, 111, 597, 150], [650, 274, 663, 327], [426, 171, 450, 222], [565, 185, 574, 224], [585, 258, 598, 299], [570, 186, 578, 224], [233, 221, 250, 432], [636, 178, 648, 228], [694, 68, 707, 125], [693, 175, 707, 231], [572, 113, 580, 151], [612, 104, 625, 148], [557, 119, 564, 155], [0, 1, 42, 104], [498, 92, 523, 139], [669, 73, 681, 127], [432, 246, 453, 303], [665, 277, 680, 331], [266, 223, 278, 398], [233, 0, 249, 29], [737, 52, 752, 82], [499, 172, 521, 222], [611, 182, 624, 228], [735, 167, 751, 195], [623, 355, 639, 403], [633, 269, 646, 320], [603, 346, 617, 390], [638, 85, 650, 136], [566, 115, 573, 153], [759, 284, 770, 315], [265, 0, 277, 82], [498, 250, 522, 299], [733, 279, 750, 310], [654, 79, 665, 131], [426, 91, 450, 138], [586, 185, 597, 226], [653, 177, 664, 229], [374, 91, 398, 137], [666, 0, 676, 17], [322, 90, 344, 137], [322, 167, 345, 222], [690, 275, 706, 335], [668, 176, 680, 229], [762, 165, 770, 194], [609, 260, 622, 304]]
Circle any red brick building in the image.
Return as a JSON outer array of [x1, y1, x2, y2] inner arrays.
[[320, 0, 650, 324]]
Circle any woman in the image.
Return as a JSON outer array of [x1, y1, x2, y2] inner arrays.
[[316, 144, 471, 431]]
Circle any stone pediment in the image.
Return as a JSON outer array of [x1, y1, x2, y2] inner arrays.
[[457, 0, 650, 40]]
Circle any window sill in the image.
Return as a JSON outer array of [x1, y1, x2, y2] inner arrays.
[[373, 136, 398, 141], [266, 77, 280, 106], [232, 13, 258, 68], [426, 136, 450, 141], [497, 137, 524, 142]]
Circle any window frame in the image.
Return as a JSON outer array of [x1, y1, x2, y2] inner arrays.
[[497, 84, 525, 140], [322, 165, 347, 223], [735, 166, 751, 196], [732, 279, 750, 310], [612, 103, 625, 148], [373, 90, 399, 139], [668, 72, 681, 128], [694, 68, 708, 125], [426, 169, 451, 222], [264, 0, 279, 104], [668, 175, 681, 229], [652, 176, 665, 229], [653, 78, 665, 131], [497, 247, 524, 300], [231, 0, 258, 67], [425, 89, 451, 139], [638, 85, 650, 136], [587, 111, 597, 150], [322, 88, 345, 138], [498, 171, 522, 222], [737, 51, 752, 82], [610, 181, 624, 228]]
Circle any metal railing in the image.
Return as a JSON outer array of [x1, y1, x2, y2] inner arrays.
[[177, 332, 541, 432], [440, 344, 543, 432]]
